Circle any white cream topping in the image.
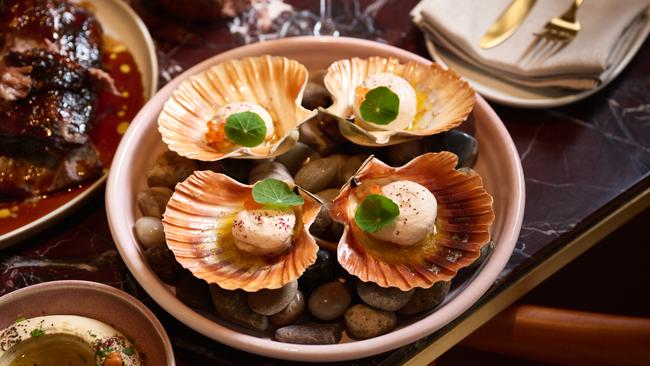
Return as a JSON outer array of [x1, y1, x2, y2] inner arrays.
[[369, 180, 437, 246], [232, 207, 296, 255], [352, 73, 417, 132], [214, 101, 274, 138]]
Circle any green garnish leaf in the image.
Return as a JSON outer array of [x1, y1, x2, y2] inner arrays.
[[360, 86, 400, 125], [30, 328, 44, 337], [355, 194, 400, 233], [123, 347, 135, 356], [252, 178, 304, 207], [224, 111, 267, 147], [14, 316, 26, 323]]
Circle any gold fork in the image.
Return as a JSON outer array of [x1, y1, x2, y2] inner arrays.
[[519, 0, 584, 66]]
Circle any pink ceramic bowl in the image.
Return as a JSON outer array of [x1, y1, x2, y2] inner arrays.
[[106, 37, 525, 362], [0, 280, 175, 365]]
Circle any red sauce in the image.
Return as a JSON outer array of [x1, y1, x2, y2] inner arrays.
[[0, 41, 145, 235]]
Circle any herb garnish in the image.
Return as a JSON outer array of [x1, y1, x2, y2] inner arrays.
[[252, 179, 304, 207], [355, 194, 400, 232], [360, 86, 400, 125], [224, 111, 267, 147], [14, 316, 26, 324], [30, 328, 44, 337]]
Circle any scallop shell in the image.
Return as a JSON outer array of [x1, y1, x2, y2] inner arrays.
[[329, 153, 494, 291], [162, 170, 321, 291], [158, 56, 316, 161], [323, 57, 475, 146]]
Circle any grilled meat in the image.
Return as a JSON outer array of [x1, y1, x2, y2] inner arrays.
[[5, 49, 87, 92], [0, 142, 102, 201], [0, 0, 102, 69], [0, 0, 115, 199], [0, 89, 96, 154]]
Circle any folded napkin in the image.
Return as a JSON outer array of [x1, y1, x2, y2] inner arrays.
[[412, 0, 650, 90]]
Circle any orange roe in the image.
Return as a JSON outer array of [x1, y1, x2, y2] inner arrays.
[[243, 195, 263, 210], [355, 86, 369, 106], [205, 120, 234, 152]]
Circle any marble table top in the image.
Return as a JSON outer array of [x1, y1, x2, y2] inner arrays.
[[1, 0, 648, 364]]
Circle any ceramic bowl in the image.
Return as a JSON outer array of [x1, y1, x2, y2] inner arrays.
[[106, 36, 525, 362], [0, 280, 174, 365]]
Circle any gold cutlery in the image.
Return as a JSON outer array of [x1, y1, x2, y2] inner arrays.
[[519, 0, 584, 65], [479, 0, 537, 49]]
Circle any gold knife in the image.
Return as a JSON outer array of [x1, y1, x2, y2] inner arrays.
[[479, 0, 537, 49]]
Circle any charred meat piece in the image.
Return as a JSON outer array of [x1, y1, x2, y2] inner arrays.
[[5, 49, 86, 92], [0, 89, 96, 154], [0, 142, 103, 201], [0, 0, 102, 68], [0, 63, 31, 101]]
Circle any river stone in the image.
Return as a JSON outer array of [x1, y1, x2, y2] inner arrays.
[[338, 154, 368, 186], [344, 304, 397, 339], [209, 285, 268, 331], [446, 130, 479, 168], [298, 119, 340, 155], [274, 142, 321, 175], [398, 281, 451, 315], [134, 216, 165, 248], [247, 280, 298, 316], [298, 250, 336, 295], [308, 281, 352, 321], [310, 200, 334, 240], [294, 157, 340, 193], [248, 161, 294, 184], [302, 82, 332, 110], [175, 272, 211, 309], [146, 151, 198, 188], [269, 290, 305, 326], [215, 158, 253, 183], [144, 245, 182, 280], [384, 140, 425, 167], [137, 187, 173, 218], [315, 188, 339, 203], [274, 323, 342, 345], [356, 280, 415, 311]]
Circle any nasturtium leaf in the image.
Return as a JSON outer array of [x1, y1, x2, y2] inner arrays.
[[359, 86, 400, 125], [224, 111, 267, 147], [354, 194, 400, 233], [252, 178, 304, 207]]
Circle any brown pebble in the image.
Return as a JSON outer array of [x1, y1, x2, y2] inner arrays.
[[247, 280, 298, 316], [209, 285, 268, 331], [344, 304, 396, 339], [398, 281, 451, 315], [308, 281, 352, 321], [270, 290, 305, 326], [356, 279, 414, 311], [274, 323, 342, 345]]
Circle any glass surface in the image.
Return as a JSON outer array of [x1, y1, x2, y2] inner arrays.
[[230, 0, 387, 44]]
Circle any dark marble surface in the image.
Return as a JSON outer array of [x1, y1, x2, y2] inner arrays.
[[1, 0, 649, 364]]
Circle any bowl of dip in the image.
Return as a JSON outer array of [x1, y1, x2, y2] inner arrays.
[[0, 281, 174, 366]]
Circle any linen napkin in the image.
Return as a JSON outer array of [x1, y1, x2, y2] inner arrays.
[[411, 0, 650, 90]]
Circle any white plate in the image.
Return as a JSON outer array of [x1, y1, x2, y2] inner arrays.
[[0, 0, 157, 249], [423, 10, 650, 108], [106, 36, 525, 362]]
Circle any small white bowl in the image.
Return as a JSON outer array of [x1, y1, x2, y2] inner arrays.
[[0, 280, 174, 365]]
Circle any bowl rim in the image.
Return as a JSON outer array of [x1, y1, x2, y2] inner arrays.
[[0, 280, 175, 365], [106, 36, 525, 362]]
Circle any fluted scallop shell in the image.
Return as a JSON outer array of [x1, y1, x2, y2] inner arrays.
[[158, 55, 316, 161], [323, 57, 475, 146], [329, 153, 494, 291], [162, 170, 321, 291]]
